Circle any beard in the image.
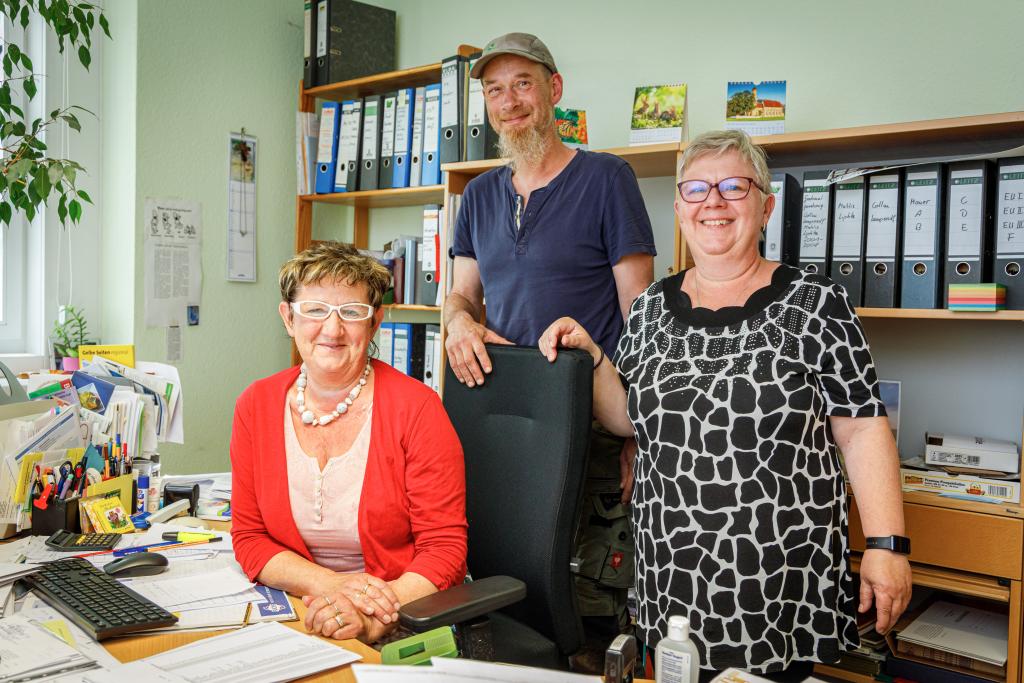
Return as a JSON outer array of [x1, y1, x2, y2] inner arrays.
[[496, 105, 557, 169]]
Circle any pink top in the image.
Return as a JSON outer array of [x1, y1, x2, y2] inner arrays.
[[285, 399, 372, 573]]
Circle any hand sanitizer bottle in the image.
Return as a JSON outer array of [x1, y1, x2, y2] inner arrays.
[[655, 615, 700, 683]]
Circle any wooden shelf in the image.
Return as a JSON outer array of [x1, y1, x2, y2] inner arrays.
[[851, 554, 1011, 602], [302, 63, 441, 102], [442, 157, 508, 175], [384, 304, 440, 312], [598, 142, 679, 178], [856, 307, 1024, 321], [755, 111, 1024, 167], [897, 490, 1024, 520], [300, 185, 444, 209], [813, 664, 877, 683]]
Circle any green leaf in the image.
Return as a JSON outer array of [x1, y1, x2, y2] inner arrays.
[[76, 188, 92, 203], [69, 198, 82, 222], [19, 5, 29, 29], [57, 193, 67, 222], [63, 113, 81, 132], [24, 202, 35, 222], [99, 14, 111, 39], [63, 164, 76, 185], [20, 52, 31, 71], [24, 76, 36, 100], [7, 44, 20, 62], [47, 163, 62, 185], [77, 45, 90, 70], [0, 202, 11, 225]]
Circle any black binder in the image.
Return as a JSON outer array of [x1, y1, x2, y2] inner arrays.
[[315, 0, 395, 87], [995, 157, 1024, 309], [900, 164, 947, 309], [303, 0, 316, 89], [378, 91, 398, 190], [828, 177, 868, 306], [336, 99, 363, 193], [798, 171, 833, 275], [439, 55, 468, 164], [944, 160, 996, 305], [358, 95, 383, 192], [465, 52, 499, 161], [763, 173, 801, 266], [863, 170, 904, 308]]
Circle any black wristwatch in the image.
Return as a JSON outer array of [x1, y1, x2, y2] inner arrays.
[[865, 535, 911, 555]]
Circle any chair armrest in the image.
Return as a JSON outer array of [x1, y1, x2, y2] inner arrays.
[[398, 575, 526, 632]]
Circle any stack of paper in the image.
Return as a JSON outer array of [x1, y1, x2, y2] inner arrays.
[[898, 601, 1008, 666], [143, 621, 360, 682], [0, 614, 97, 681], [353, 657, 602, 682]]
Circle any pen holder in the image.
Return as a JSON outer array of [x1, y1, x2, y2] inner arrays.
[[31, 496, 80, 537]]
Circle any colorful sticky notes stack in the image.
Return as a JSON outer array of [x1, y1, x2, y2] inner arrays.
[[947, 283, 1006, 311]]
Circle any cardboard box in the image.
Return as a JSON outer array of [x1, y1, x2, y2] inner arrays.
[[925, 433, 1020, 474], [901, 467, 1020, 503]]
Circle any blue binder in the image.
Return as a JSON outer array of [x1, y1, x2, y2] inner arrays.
[[392, 323, 413, 375], [421, 83, 442, 186], [314, 101, 341, 194], [391, 88, 415, 188]]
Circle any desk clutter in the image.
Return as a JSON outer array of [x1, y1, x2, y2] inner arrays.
[[0, 521, 310, 682], [901, 432, 1021, 505]]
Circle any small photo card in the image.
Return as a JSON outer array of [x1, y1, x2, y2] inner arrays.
[[725, 80, 786, 136], [629, 84, 687, 146]]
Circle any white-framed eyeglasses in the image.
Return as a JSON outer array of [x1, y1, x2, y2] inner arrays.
[[291, 300, 374, 322]]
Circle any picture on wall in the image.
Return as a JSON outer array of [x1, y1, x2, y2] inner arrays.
[[629, 83, 687, 146]]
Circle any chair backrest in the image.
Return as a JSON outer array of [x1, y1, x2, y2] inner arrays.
[[443, 344, 591, 656]]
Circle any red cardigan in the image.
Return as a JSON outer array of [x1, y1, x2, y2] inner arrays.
[[230, 360, 467, 591]]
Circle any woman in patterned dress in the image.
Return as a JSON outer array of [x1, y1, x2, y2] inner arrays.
[[539, 130, 911, 681]]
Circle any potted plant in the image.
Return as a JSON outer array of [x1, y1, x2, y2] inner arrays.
[[52, 305, 93, 371]]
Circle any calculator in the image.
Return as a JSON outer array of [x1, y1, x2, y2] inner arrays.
[[44, 529, 122, 552]]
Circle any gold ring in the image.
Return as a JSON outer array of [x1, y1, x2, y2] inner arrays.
[[333, 605, 342, 616], [323, 595, 333, 606], [334, 614, 345, 628], [362, 583, 371, 594]]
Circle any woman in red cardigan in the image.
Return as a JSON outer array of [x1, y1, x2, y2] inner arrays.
[[231, 242, 467, 643]]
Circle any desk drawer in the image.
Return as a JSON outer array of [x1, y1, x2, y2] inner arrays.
[[849, 500, 1023, 579]]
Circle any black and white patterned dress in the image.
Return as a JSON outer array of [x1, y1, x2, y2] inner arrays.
[[614, 265, 885, 674]]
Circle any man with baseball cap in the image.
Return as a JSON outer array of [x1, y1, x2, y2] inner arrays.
[[443, 32, 656, 664]]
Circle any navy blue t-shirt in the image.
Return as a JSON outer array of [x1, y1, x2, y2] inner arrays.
[[452, 150, 656, 358]]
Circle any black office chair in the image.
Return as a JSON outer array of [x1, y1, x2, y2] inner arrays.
[[399, 344, 593, 670]]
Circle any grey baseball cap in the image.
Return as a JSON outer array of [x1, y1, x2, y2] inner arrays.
[[470, 32, 558, 79]]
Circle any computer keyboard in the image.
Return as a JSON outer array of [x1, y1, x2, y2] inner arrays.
[[23, 558, 178, 640]]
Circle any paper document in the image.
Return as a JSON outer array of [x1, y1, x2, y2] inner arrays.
[[128, 566, 256, 611], [82, 661, 188, 683], [353, 657, 602, 682], [899, 600, 1008, 665], [17, 594, 123, 670], [144, 621, 360, 683], [0, 614, 97, 681], [144, 197, 202, 328]]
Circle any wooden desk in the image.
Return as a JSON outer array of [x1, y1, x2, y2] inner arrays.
[[102, 593, 380, 682]]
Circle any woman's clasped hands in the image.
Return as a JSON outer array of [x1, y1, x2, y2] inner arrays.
[[302, 572, 402, 641]]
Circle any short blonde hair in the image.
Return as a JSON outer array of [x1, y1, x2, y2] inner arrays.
[[679, 129, 772, 193], [279, 242, 391, 308]]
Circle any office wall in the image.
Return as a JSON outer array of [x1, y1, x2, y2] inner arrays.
[[117, 0, 1023, 473], [130, 1, 301, 473]]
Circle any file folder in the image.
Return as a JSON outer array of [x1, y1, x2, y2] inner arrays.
[[303, 0, 316, 89], [409, 87, 426, 188], [391, 88, 414, 188], [416, 205, 440, 306], [945, 160, 995, 304], [358, 95, 383, 191], [995, 157, 1024, 309], [439, 55, 468, 164], [864, 170, 904, 308], [378, 91, 398, 190], [900, 164, 947, 309], [828, 177, 868, 306], [392, 323, 412, 375], [408, 323, 428, 382], [423, 325, 441, 393], [763, 173, 801, 266], [314, 101, 341, 194], [798, 171, 832, 275], [333, 99, 363, 193], [313, 0, 327, 87], [402, 237, 419, 304], [465, 53, 499, 161], [421, 83, 442, 186], [377, 322, 395, 367], [315, 0, 395, 87]]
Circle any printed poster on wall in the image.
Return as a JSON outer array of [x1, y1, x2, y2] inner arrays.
[[144, 198, 202, 327]]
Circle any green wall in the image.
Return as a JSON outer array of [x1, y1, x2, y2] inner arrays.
[[115, 0, 1023, 472]]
